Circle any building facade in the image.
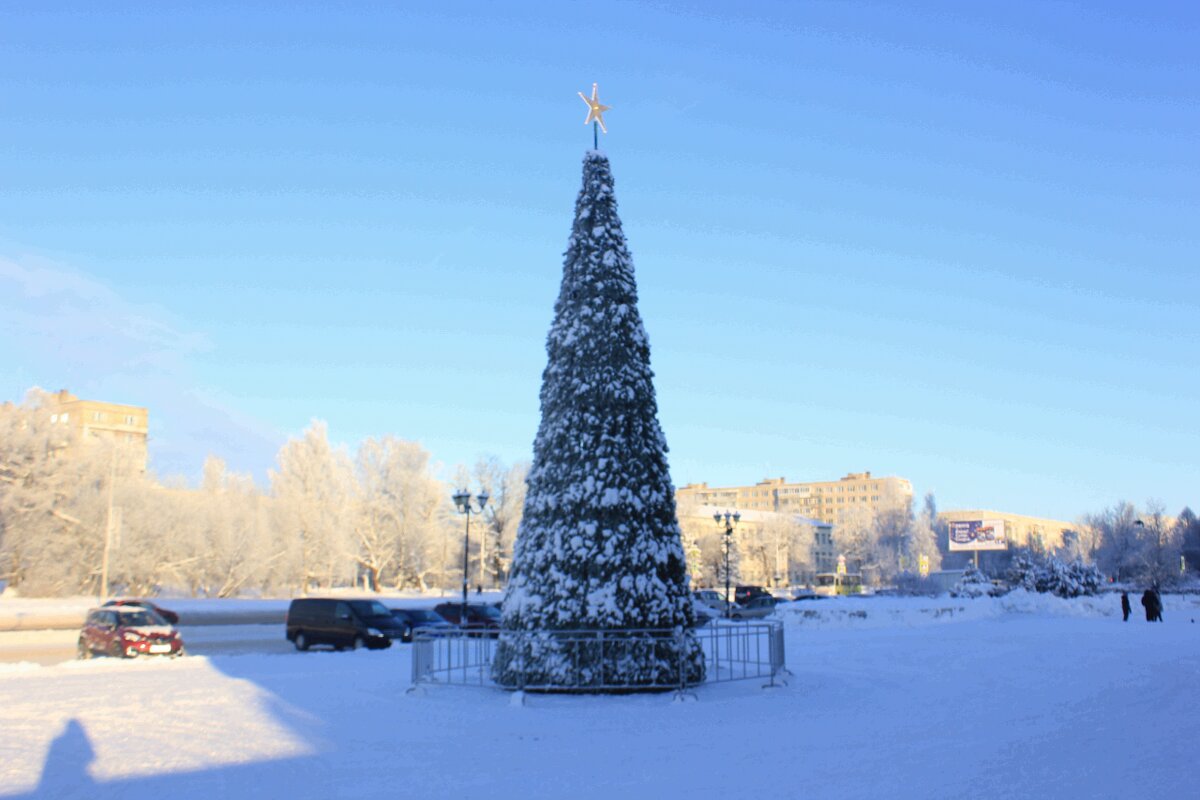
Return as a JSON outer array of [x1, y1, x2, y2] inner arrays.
[[675, 504, 837, 588], [677, 471, 914, 526], [46, 390, 149, 474]]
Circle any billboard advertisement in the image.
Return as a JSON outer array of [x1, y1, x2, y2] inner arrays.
[[948, 519, 1008, 551]]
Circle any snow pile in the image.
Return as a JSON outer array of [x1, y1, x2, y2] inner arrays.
[[774, 591, 1180, 629]]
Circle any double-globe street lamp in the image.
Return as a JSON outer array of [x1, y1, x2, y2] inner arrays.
[[713, 510, 741, 618], [452, 489, 490, 626]]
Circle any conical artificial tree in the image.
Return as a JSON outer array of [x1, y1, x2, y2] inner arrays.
[[494, 149, 703, 691]]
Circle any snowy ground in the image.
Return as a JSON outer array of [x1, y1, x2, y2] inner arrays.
[[1, 592, 1197, 799]]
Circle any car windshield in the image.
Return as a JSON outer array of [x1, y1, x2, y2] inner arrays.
[[119, 610, 164, 627], [410, 610, 444, 622], [350, 600, 393, 619]]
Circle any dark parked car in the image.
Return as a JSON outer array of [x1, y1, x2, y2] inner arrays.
[[78, 607, 185, 659], [285, 598, 405, 651], [102, 598, 180, 625], [390, 608, 453, 643], [433, 602, 502, 634], [734, 586, 773, 605]]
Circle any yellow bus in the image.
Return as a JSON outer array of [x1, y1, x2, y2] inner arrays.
[[814, 573, 864, 596]]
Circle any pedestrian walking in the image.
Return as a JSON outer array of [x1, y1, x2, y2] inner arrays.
[[1140, 589, 1157, 622], [1121, 592, 1131, 622], [1152, 586, 1164, 622]]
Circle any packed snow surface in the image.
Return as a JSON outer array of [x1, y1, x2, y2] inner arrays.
[[1, 593, 1197, 799]]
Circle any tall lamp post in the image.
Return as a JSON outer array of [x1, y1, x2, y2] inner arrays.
[[452, 488, 489, 625], [714, 510, 740, 618]]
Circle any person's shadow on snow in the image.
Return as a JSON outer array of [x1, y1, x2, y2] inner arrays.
[[33, 718, 96, 798]]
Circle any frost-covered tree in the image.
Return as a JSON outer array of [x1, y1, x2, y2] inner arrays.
[[0, 390, 110, 595], [1135, 503, 1180, 586], [1006, 549, 1103, 597], [355, 436, 445, 591], [470, 457, 528, 589], [1177, 508, 1200, 577], [913, 493, 943, 574], [495, 151, 702, 690], [270, 420, 356, 593], [1087, 501, 1142, 581]]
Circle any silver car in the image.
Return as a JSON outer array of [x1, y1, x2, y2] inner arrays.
[[693, 590, 737, 615], [730, 596, 777, 620]]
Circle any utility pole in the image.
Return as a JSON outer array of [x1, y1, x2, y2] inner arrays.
[[99, 444, 116, 601]]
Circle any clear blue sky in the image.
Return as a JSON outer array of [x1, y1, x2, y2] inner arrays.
[[2, 1, 1197, 522]]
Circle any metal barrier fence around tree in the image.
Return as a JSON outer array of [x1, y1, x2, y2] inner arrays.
[[411, 621, 786, 693]]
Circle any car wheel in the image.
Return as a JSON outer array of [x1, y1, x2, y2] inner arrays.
[[352, 635, 365, 651], [77, 638, 92, 660], [172, 646, 186, 658], [108, 642, 123, 658], [294, 632, 309, 652]]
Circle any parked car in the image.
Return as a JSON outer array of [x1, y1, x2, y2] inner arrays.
[[78, 607, 185, 659], [734, 586, 773, 605], [730, 596, 777, 620], [285, 598, 404, 652], [102, 598, 180, 625], [790, 588, 820, 601], [390, 607, 453, 643], [692, 589, 737, 615], [690, 599, 718, 627], [433, 602, 502, 634]]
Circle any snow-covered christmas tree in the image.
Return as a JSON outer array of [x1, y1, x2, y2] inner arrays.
[[494, 146, 703, 691]]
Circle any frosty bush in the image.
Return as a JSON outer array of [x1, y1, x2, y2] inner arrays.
[[1006, 551, 1104, 598], [951, 566, 1003, 598]]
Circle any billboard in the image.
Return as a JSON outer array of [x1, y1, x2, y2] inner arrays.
[[948, 519, 1008, 551]]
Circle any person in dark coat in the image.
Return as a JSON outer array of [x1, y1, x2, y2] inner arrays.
[[1121, 592, 1131, 622], [1152, 587, 1164, 622], [1141, 589, 1157, 622]]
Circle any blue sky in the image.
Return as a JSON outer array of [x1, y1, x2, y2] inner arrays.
[[2, 1, 1197, 521]]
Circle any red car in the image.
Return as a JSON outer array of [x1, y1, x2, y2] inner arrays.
[[102, 598, 180, 625], [78, 607, 186, 659]]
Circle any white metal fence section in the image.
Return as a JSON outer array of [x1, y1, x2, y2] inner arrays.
[[411, 621, 786, 692]]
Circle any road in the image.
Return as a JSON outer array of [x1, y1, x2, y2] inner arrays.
[[0, 624, 295, 666]]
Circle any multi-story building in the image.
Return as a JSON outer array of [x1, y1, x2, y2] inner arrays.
[[937, 509, 1077, 554], [45, 390, 149, 474], [677, 471, 913, 526], [675, 504, 836, 588]]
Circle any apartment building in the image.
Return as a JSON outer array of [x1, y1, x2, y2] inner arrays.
[[677, 471, 914, 525], [45, 389, 149, 474], [676, 504, 837, 587]]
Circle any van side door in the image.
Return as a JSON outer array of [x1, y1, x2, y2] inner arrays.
[[333, 601, 354, 647]]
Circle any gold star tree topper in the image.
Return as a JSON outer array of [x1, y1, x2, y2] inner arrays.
[[578, 83, 611, 133]]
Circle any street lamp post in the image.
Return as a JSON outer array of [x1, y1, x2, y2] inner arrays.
[[452, 488, 490, 625], [713, 510, 740, 618]]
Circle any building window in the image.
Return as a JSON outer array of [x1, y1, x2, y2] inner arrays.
[[93, 411, 103, 422], [61, 413, 69, 422], [125, 415, 135, 425], [50, 414, 58, 423]]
